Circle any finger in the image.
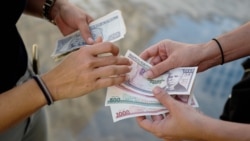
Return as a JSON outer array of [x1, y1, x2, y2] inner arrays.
[[91, 56, 131, 68], [139, 45, 159, 61], [150, 56, 162, 65], [95, 75, 128, 88], [136, 116, 154, 132], [88, 42, 120, 56], [94, 36, 103, 43], [95, 65, 131, 78], [153, 87, 174, 111], [151, 115, 164, 121], [143, 59, 175, 79], [79, 15, 95, 45]]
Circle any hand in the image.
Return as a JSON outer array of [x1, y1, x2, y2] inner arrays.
[[42, 42, 131, 101], [52, 0, 95, 44], [140, 39, 207, 79], [136, 87, 205, 141]]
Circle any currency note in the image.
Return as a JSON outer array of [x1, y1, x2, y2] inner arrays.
[[105, 85, 164, 108], [51, 10, 126, 59], [110, 104, 168, 122], [121, 50, 198, 96], [121, 50, 166, 95], [108, 93, 198, 122], [105, 85, 199, 109]]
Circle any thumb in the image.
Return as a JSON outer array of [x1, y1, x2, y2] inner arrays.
[[153, 86, 174, 110]]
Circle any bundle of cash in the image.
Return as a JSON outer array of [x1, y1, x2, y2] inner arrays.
[[105, 50, 199, 122], [51, 10, 126, 60]]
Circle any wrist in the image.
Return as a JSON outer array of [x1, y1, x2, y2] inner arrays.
[[49, 0, 69, 25], [43, 0, 56, 24], [199, 40, 223, 69]]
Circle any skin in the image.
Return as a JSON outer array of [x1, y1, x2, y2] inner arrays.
[[136, 22, 250, 140], [140, 22, 250, 79], [137, 87, 250, 141], [0, 0, 131, 132], [25, 0, 95, 44]]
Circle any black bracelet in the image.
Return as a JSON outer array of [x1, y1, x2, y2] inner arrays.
[[33, 75, 54, 105], [212, 38, 224, 65]]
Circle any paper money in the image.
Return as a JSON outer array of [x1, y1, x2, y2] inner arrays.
[[107, 87, 199, 122], [51, 10, 126, 60], [105, 85, 165, 108], [121, 50, 198, 96], [105, 85, 199, 108], [110, 104, 168, 122]]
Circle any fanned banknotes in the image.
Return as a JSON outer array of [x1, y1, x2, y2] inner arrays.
[[105, 50, 199, 122], [121, 50, 198, 96], [51, 10, 126, 60]]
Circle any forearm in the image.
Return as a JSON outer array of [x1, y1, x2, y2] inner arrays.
[[200, 22, 250, 69], [0, 79, 47, 132], [217, 22, 250, 62], [202, 116, 250, 141]]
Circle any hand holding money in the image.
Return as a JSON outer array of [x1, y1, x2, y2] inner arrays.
[[51, 10, 126, 60], [105, 50, 199, 122]]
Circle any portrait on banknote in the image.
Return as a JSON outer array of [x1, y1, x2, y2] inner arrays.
[[163, 68, 187, 92], [163, 67, 197, 94]]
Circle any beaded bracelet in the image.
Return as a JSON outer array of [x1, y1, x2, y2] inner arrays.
[[33, 75, 54, 105], [212, 38, 224, 65], [43, 0, 56, 25]]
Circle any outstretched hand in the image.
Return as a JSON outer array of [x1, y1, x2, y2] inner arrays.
[[42, 42, 131, 101], [140, 40, 208, 79]]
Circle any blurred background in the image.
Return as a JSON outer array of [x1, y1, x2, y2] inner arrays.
[[17, 0, 250, 141]]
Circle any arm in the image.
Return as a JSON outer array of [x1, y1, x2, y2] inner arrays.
[[24, 0, 95, 44], [140, 22, 250, 79], [0, 43, 131, 132], [136, 87, 250, 141]]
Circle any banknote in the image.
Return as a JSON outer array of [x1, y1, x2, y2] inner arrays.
[[110, 104, 168, 122], [105, 85, 164, 108], [108, 94, 199, 122], [121, 50, 198, 96], [121, 50, 165, 95], [51, 10, 126, 59], [105, 85, 199, 109]]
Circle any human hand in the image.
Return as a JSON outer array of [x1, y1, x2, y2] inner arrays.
[[136, 87, 206, 141], [52, 0, 95, 44], [41, 42, 131, 101], [140, 39, 209, 79]]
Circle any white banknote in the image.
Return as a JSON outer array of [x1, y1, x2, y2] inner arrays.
[[110, 104, 168, 122], [51, 10, 126, 59], [109, 94, 199, 122], [121, 50, 198, 96], [105, 85, 165, 108], [105, 85, 199, 108]]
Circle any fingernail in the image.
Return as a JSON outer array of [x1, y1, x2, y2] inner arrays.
[[143, 71, 153, 79], [125, 74, 130, 81], [128, 66, 132, 71], [129, 60, 133, 65], [153, 87, 162, 95], [88, 37, 94, 43]]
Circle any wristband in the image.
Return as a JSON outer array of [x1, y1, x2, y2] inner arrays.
[[33, 75, 54, 105], [212, 38, 224, 65], [43, 0, 56, 25]]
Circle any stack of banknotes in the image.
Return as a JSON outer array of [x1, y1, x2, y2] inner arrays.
[[105, 50, 199, 122], [51, 10, 126, 60]]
